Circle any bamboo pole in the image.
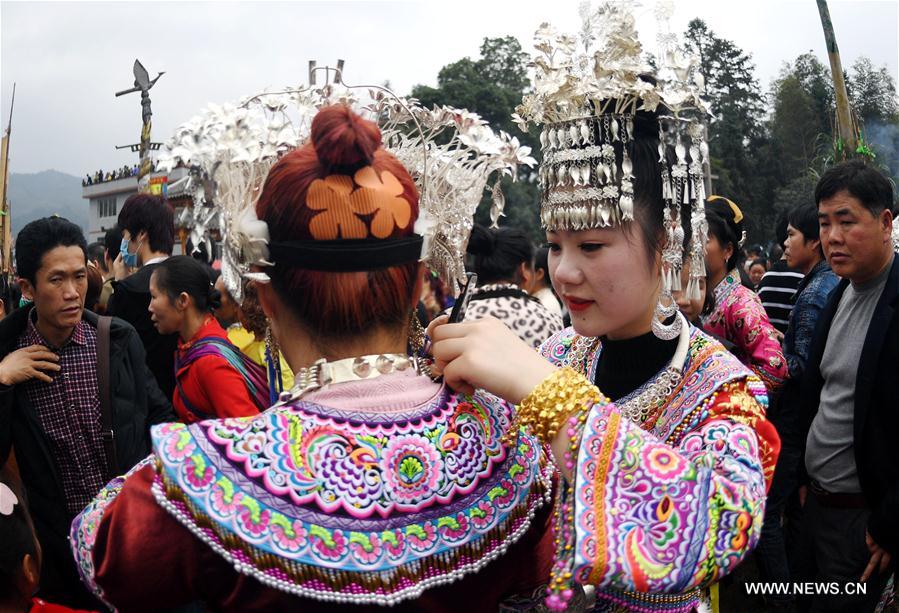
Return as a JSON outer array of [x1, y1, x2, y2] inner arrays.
[[0, 84, 15, 275], [816, 0, 857, 157]]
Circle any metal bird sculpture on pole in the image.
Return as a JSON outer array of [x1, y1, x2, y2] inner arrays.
[[116, 59, 164, 185]]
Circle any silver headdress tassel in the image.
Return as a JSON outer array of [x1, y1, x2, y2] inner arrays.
[[156, 64, 535, 302], [513, 0, 712, 302]]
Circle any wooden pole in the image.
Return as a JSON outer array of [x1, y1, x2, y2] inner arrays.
[[816, 0, 857, 157], [0, 84, 15, 275]]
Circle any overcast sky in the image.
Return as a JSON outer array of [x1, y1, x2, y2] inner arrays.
[[1, 0, 897, 177]]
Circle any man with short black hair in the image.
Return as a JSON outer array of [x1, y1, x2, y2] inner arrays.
[[797, 159, 898, 611], [0, 216, 173, 607], [757, 212, 805, 335], [108, 193, 178, 398]]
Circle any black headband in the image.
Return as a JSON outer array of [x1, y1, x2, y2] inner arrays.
[[267, 235, 423, 272]]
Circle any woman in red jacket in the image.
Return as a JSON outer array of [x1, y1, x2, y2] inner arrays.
[[148, 256, 267, 422]]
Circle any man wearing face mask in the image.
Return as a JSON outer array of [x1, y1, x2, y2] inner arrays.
[[107, 193, 178, 399]]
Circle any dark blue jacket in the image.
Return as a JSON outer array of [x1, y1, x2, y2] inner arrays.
[[783, 260, 839, 380]]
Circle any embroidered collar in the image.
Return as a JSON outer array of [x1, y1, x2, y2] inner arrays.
[[712, 268, 742, 306], [149, 389, 552, 605], [543, 322, 760, 441]]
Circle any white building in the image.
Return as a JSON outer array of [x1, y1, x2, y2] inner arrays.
[[82, 167, 188, 244]]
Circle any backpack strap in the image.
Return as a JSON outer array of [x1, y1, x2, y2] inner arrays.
[[96, 316, 118, 480]]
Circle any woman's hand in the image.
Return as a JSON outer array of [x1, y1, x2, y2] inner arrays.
[[429, 315, 556, 404]]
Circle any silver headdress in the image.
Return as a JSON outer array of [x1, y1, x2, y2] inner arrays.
[[157, 65, 535, 303], [514, 0, 711, 302]]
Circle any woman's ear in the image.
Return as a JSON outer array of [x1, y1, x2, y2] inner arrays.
[[518, 262, 533, 289], [176, 291, 191, 311], [723, 242, 734, 263], [256, 282, 276, 319], [412, 263, 426, 302], [19, 552, 40, 598]]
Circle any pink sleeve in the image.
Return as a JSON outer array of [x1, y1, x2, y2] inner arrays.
[[725, 291, 787, 391]]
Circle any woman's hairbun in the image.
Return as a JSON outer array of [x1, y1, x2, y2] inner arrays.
[[706, 196, 744, 237], [310, 104, 382, 168], [466, 224, 497, 256], [207, 285, 222, 311]]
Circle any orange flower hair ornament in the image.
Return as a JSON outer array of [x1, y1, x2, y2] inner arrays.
[[307, 167, 412, 240]]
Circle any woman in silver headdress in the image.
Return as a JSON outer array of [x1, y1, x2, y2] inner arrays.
[[70, 104, 556, 611], [432, 3, 780, 611]]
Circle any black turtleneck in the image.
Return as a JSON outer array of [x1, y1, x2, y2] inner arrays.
[[594, 329, 678, 402]]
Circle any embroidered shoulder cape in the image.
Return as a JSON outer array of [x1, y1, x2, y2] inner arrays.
[[71, 387, 553, 608], [539, 325, 780, 612]]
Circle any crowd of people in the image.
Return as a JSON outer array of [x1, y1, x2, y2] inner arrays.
[[1, 7, 897, 613], [83, 165, 146, 187]]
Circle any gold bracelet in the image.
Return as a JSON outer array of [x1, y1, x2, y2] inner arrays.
[[504, 367, 606, 445]]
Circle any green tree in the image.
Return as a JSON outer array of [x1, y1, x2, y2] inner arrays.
[[790, 53, 835, 137], [411, 37, 543, 241], [847, 57, 899, 126], [683, 19, 772, 240], [770, 74, 828, 182]]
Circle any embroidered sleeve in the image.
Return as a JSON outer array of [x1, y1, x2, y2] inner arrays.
[[570, 380, 778, 594], [69, 455, 156, 607], [724, 291, 787, 391]]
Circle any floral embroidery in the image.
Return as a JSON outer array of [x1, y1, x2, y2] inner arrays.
[[183, 453, 215, 490], [202, 395, 506, 519], [69, 456, 156, 606], [129, 389, 552, 605], [349, 531, 383, 565], [309, 524, 348, 561], [269, 514, 308, 553], [382, 434, 444, 505], [540, 324, 778, 611], [404, 521, 438, 552], [702, 270, 788, 391], [642, 445, 688, 482]]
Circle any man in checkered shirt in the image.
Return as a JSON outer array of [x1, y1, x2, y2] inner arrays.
[[0, 217, 174, 608]]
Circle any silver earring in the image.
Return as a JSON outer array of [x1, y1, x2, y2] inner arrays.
[[651, 291, 682, 340]]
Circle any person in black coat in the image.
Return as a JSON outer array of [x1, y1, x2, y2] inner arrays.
[[107, 193, 179, 399], [797, 160, 898, 611], [0, 217, 174, 607]]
